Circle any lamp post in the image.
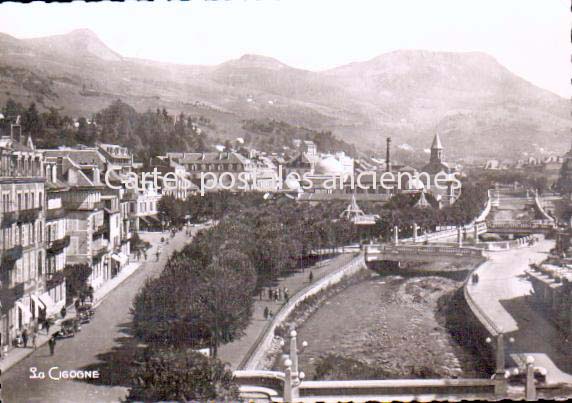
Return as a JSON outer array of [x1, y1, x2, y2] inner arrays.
[[525, 355, 537, 401], [486, 331, 510, 395], [281, 327, 308, 401], [283, 358, 293, 402]]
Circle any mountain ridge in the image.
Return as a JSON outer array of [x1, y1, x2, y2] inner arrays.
[[0, 29, 569, 159]]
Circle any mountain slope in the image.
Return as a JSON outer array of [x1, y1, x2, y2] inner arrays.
[[0, 30, 569, 159]]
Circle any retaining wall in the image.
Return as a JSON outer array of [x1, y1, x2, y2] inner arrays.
[[239, 253, 366, 370]]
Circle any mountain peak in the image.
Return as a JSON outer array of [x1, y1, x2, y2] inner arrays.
[[66, 28, 101, 41], [230, 54, 288, 70], [25, 28, 122, 62]]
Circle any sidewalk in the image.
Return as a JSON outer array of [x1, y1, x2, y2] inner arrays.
[[466, 237, 552, 333], [0, 260, 142, 374], [0, 229, 192, 374], [465, 236, 572, 384], [217, 253, 356, 369]]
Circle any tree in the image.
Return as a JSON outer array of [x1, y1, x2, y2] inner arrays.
[[192, 246, 256, 356], [63, 263, 93, 302], [128, 348, 238, 402], [22, 103, 44, 137]]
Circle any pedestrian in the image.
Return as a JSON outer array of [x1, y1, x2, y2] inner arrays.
[[22, 329, 28, 348], [32, 332, 37, 350], [264, 306, 269, 320], [60, 306, 67, 319], [45, 319, 51, 335], [80, 293, 86, 305], [144, 250, 148, 261], [48, 336, 56, 356], [74, 298, 80, 310], [285, 291, 289, 302], [156, 249, 160, 262], [309, 271, 314, 283]]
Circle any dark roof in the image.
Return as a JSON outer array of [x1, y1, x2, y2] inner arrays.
[[177, 152, 249, 165], [297, 193, 391, 202]]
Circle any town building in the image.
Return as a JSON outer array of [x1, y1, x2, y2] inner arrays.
[[43, 158, 69, 319], [0, 128, 47, 350], [421, 134, 459, 207]]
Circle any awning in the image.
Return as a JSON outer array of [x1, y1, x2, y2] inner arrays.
[[111, 253, 129, 265], [31, 294, 44, 310], [15, 300, 32, 323], [139, 215, 161, 227], [39, 293, 55, 311]]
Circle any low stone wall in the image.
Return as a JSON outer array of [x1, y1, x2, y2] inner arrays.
[[239, 254, 366, 370], [479, 234, 536, 251], [298, 378, 498, 399]]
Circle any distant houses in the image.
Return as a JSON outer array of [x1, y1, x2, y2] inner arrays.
[[0, 117, 469, 353]]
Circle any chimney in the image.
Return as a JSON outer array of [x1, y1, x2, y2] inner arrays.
[[386, 137, 392, 172]]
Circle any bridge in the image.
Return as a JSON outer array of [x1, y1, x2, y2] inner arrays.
[[486, 220, 556, 234], [364, 244, 485, 263]]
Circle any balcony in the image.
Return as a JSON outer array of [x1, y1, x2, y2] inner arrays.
[[17, 207, 41, 224], [0, 282, 25, 307], [92, 239, 109, 261], [46, 271, 65, 290], [1, 245, 23, 267], [46, 207, 66, 221], [92, 223, 107, 239], [1, 211, 17, 228], [92, 246, 108, 261], [47, 235, 71, 255]]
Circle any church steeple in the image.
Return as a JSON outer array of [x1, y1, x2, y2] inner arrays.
[[430, 133, 443, 163]]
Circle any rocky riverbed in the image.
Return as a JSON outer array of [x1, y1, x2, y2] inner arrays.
[[288, 270, 484, 380]]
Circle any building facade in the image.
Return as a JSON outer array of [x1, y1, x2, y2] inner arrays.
[[0, 136, 47, 350]]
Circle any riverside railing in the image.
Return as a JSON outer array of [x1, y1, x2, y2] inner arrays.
[[238, 253, 366, 370]]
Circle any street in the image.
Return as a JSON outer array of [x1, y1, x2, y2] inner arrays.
[[1, 229, 196, 403]]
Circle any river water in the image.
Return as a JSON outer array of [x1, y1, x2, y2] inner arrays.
[[293, 271, 483, 380]]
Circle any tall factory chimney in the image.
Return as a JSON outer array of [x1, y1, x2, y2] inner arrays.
[[386, 137, 392, 172]]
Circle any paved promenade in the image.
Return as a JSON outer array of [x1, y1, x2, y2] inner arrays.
[[466, 236, 572, 384], [217, 253, 356, 369], [466, 236, 552, 333]]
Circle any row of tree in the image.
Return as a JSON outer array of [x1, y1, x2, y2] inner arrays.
[[131, 193, 363, 400], [131, 181, 491, 399]]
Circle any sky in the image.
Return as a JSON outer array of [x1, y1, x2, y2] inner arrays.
[[0, 0, 569, 97]]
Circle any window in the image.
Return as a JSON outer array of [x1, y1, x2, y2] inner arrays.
[[37, 251, 43, 276]]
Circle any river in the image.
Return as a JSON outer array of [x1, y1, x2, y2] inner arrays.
[[289, 270, 484, 380]]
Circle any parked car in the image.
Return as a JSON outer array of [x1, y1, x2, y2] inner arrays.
[[55, 319, 81, 338], [77, 303, 95, 317]]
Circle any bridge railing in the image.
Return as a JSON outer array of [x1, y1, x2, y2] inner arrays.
[[487, 221, 555, 229], [298, 378, 498, 399], [366, 244, 485, 258]]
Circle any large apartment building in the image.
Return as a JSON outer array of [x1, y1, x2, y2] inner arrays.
[[0, 133, 47, 350], [43, 158, 68, 318]]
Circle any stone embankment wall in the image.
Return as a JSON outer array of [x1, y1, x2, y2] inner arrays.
[[239, 253, 366, 370]]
